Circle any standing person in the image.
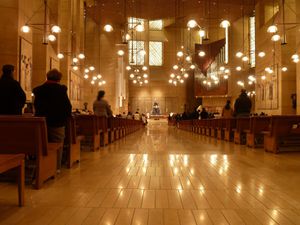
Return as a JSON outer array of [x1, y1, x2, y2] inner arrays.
[[33, 69, 72, 172], [93, 90, 112, 117], [134, 111, 141, 120], [0, 64, 26, 115], [222, 100, 233, 118], [234, 89, 252, 117]]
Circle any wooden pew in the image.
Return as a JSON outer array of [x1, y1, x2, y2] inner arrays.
[[0, 116, 61, 189], [108, 117, 115, 143], [65, 117, 83, 168], [0, 154, 25, 206], [245, 116, 271, 148], [264, 116, 300, 153], [97, 116, 109, 146], [217, 118, 226, 140], [233, 117, 250, 144], [223, 118, 236, 142], [204, 120, 211, 136], [75, 115, 100, 151], [210, 119, 218, 138]]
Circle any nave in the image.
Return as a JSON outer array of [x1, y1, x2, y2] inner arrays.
[[1, 120, 300, 225]]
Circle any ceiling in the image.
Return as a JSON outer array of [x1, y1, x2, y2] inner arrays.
[[86, 0, 256, 28]]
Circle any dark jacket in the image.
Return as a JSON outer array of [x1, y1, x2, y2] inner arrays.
[[33, 81, 72, 127], [0, 75, 26, 115], [234, 93, 252, 116], [200, 110, 209, 119]]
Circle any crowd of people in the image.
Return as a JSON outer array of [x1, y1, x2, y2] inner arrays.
[[169, 89, 255, 122]]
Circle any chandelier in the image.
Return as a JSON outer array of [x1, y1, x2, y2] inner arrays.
[[21, 0, 61, 45]]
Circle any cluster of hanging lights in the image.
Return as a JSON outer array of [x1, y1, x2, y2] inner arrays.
[[127, 65, 149, 86]]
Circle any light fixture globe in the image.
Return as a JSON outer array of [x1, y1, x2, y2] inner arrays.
[[177, 51, 184, 57], [267, 25, 278, 33], [72, 66, 78, 71], [236, 52, 243, 58], [170, 73, 175, 78], [224, 75, 229, 79], [271, 34, 281, 42], [117, 50, 125, 56], [102, 80, 106, 84], [187, 20, 198, 28], [143, 74, 148, 78], [282, 67, 288, 72], [185, 56, 192, 61], [236, 66, 242, 71], [183, 73, 189, 78], [78, 53, 85, 59], [291, 54, 299, 60], [220, 20, 230, 28], [89, 66, 95, 71], [219, 66, 225, 71], [190, 65, 196, 69], [142, 66, 148, 71], [48, 34, 56, 42], [198, 51, 206, 57], [91, 80, 95, 85], [199, 29, 205, 37], [169, 79, 173, 83], [97, 74, 102, 79], [84, 74, 89, 79], [72, 57, 79, 63], [173, 65, 179, 70], [133, 80, 137, 84], [21, 25, 30, 33], [242, 56, 249, 62], [126, 66, 131, 71], [51, 25, 61, 33], [85, 68, 89, 73], [144, 80, 149, 84], [57, 53, 64, 59], [104, 24, 113, 32], [258, 52, 266, 58], [129, 74, 135, 78]]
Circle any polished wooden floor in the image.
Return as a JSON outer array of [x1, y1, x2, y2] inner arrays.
[[1, 119, 300, 224]]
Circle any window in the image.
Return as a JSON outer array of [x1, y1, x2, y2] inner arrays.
[[128, 17, 145, 30], [149, 41, 163, 66], [249, 16, 256, 68], [149, 20, 163, 30], [128, 41, 145, 65]]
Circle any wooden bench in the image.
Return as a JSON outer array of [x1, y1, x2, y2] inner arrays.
[[264, 116, 300, 153], [65, 117, 83, 168], [97, 116, 109, 146], [209, 119, 219, 138], [245, 116, 271, 148], [0, 154, 25, 206], [223, 118, 236, 142], [0, 116, 61, 189], [217, 118, 226, 140], [233, 117, 250, 144], [75, 115, 100, 151]]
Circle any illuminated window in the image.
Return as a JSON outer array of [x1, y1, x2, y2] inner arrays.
[[149, 41, 163, 66], [128, 41, 145, 65], [249, 16, 256, 68], [128, 17, 145, 31], [149, 20, 163, 30]]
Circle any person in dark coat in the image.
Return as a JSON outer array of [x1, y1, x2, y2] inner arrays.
[[200, 108, 209, 119], [0, 64, 26, 115], [234, 89, 252, 117], [33, 69, 72, 171]]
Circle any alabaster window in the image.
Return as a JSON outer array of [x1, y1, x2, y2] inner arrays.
[[249, 16, 256, 68], [129, 40, 145, 65], [149, 20, 163, 30], [149, 41, 163, 66]]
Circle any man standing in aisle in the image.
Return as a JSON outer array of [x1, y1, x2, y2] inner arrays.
[[33, 69, 72, 172]]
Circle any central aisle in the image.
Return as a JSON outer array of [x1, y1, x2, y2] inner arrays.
[[1, 119, 300, 225]]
